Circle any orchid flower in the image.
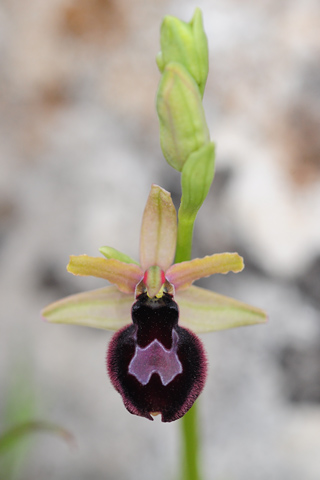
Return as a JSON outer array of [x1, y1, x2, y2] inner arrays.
[[42, 185, 266, 422]]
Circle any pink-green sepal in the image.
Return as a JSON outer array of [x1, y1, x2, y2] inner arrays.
[[41, 286, 133, 331], [139, 185, 177, 272], [176, 286, 267, 333], [67, 255, 143, 294], [166, 253, 244, 291]]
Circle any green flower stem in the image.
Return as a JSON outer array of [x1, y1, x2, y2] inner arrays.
[[175, 210, 202, 480], [175, 211, 196, 264], [181, 402, 201, 480]]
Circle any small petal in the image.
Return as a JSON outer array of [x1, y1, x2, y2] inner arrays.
[[41, 286, 133, 331], [99, 246, 139, 265], [67, 255, 143, 294], [139, 185, 177, 272], [166, 253, 244, 291], [176, 285, 267, 333]]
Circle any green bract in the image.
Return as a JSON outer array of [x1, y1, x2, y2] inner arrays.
[[180, 142, 215, 219]]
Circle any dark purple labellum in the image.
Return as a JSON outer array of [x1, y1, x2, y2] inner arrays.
[[107, 293, 207, 422]]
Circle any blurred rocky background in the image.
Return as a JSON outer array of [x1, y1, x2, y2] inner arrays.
[[0, 0, 319, 478]]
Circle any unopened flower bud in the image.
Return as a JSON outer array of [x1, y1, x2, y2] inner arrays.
[[156, 62, 210, 172], [156, 8, 208, 97]]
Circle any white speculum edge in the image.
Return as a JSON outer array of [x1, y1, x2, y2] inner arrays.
[[128, 330, 182, 386]]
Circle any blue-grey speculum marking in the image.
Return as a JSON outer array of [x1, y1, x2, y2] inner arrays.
[[128, 330, 182, 386]]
